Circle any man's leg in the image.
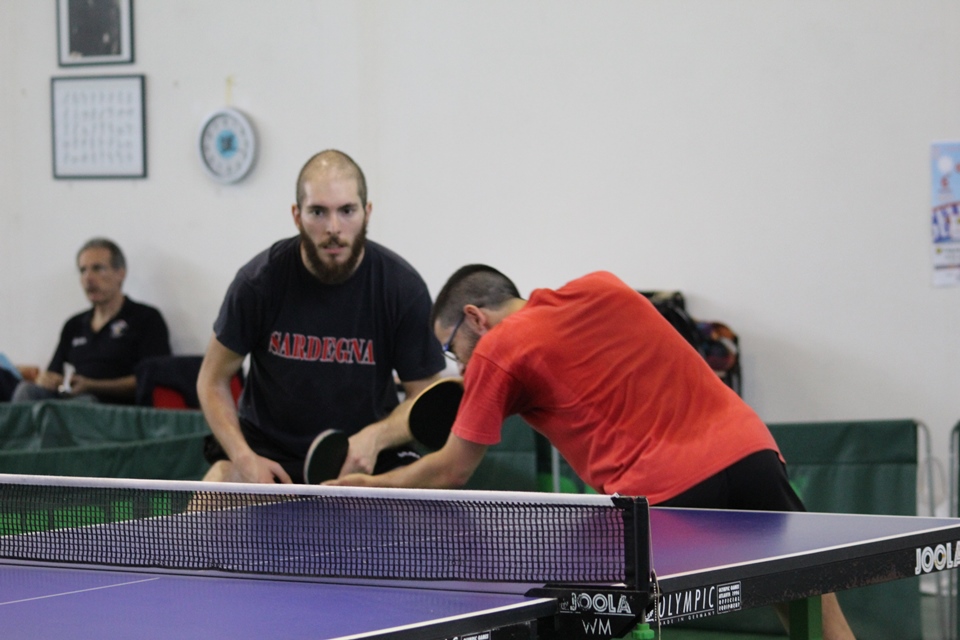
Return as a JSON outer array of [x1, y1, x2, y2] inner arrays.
[[201, 460, 280, 483], [10, 381, 96, 403], [10, 381, 57, 402], [202, 460, 233, 482], [774, 594, 855, 640], [821, 593, 855, 640]]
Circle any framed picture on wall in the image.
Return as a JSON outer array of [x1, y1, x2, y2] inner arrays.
[[56, 0, 134, 66], [51, 75, 146, 179]]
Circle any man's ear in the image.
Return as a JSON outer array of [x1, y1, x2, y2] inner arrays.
[[291, 204, 302, 231], [463, 304, 489, 335]]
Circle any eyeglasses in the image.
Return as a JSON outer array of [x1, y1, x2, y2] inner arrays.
[[441, 313, 466, 362]]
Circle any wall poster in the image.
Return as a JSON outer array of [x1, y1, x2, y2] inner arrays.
[[931, 142, 960, 287], [50, 75, 146, 179]]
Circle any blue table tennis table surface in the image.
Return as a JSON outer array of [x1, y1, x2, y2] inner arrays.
[[4, 506, 960, 639]]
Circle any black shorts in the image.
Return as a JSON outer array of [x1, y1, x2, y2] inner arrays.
[[655, 449, 806, 512], [202, 419, 420, 484]]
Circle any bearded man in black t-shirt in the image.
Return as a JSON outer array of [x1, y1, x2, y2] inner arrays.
[[197, 150, 446, 484]]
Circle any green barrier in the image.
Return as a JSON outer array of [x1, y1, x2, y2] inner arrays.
[[0, 401, 212, 481], [0, 490, 192, 536], [34, 402, 209, 447], [775, 420, 918, 516], [0, 403, 43, 451], [0, 433, 210, 481], [536, 432, 582, 493], [464, 415, 538, 491]]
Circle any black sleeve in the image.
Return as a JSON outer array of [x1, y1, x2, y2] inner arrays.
[[212, 273, 265, 357], [137, 307, 172, 362], [46, 319, 77, 374], [391, 280, 446, 383]]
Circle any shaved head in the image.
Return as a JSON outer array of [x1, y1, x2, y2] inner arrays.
[[295, 150, 368, 209]]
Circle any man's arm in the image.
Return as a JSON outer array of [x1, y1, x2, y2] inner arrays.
[[197, 333, 291, 484], [33, 320, 74, 389], [32, 370, 63, 391], [30, 325, 76, 393], [70, 374, 136, 400], [331, 433, 488, 489], [340, 375, 441, 476]]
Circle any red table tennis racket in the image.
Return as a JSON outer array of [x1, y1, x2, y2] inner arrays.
[[408, 378, 464, 451], [303, 429, 349, 484]]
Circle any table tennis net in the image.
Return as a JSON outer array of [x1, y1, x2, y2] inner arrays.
[[0, 475, 642, 585]]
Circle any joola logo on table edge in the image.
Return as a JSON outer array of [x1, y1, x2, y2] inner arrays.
[[915, 542, 960, 575], [563, 592, 634, 615]]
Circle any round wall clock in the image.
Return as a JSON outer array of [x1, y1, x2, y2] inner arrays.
[[198, 107, 258, 184]]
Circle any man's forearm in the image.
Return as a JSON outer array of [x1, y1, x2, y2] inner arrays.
[[75, 375, 136, 399], [375, 449, 472, 489], [34, 370, 63, 390], [373, 397, 416, 449], [332, 436, 488, 490], [198, 381, 253, 462]]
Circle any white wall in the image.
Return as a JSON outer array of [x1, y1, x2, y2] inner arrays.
[[3, 1, 959, 506], [0, 2, 18, 350]]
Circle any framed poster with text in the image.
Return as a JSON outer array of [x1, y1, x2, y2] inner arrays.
[[50, 75, 146, 179], [931, 142, 960, 287]]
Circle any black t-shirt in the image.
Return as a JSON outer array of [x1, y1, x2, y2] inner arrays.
[[214, 237, 445, 460], [48, 297, 172, 400]]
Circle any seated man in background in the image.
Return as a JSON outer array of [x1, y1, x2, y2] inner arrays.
[[329, 264, 856, 640], [197, 149, 445, 484], [12, 238, 171, 404]]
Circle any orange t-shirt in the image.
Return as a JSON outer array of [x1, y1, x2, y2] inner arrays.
[[452, 271, 779, 504]]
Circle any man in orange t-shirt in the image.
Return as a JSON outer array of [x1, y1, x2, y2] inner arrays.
[[441, 268, 780, 503], [336, 265, 789, 507], [331, 264, 855, 640]]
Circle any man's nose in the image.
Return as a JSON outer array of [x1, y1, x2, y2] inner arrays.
[[325, 214, 341, 236]]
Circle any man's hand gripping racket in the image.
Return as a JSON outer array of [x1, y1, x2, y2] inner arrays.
[[303, 378, 464, 484]]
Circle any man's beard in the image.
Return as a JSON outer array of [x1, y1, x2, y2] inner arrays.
[[300, 223, 367, 285]]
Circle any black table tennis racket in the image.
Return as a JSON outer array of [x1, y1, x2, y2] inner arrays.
[[302, 378, 463, 484], [303, 429, 349, 484], [408, 378, 464, 451]]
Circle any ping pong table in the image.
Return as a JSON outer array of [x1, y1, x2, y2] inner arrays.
[[3, 476, 960, 640]]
